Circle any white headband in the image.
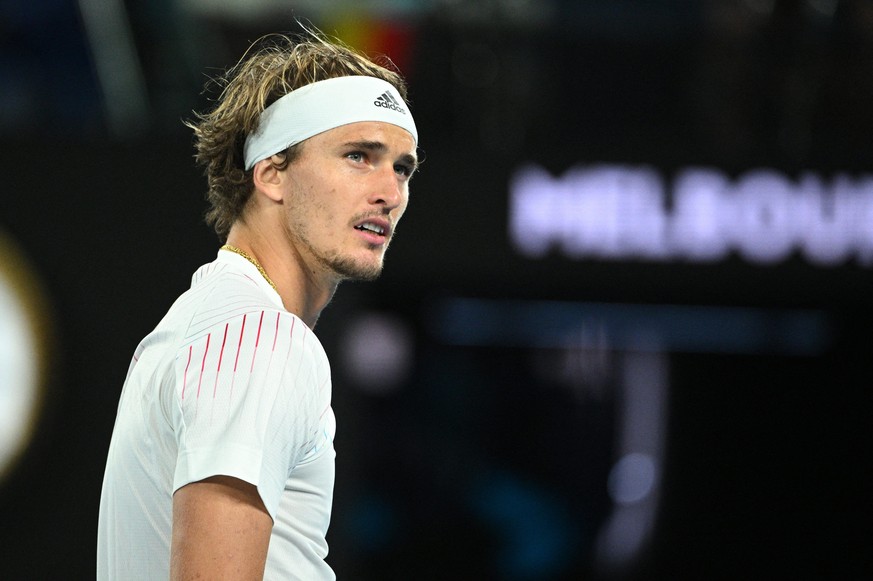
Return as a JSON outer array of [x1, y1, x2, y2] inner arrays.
[[243, 76, 418, 170]]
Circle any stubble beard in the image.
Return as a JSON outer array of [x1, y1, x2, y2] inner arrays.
[[317, 250, 384, 282], [298, 227, 389, 282], [284, 196, 392, 282]]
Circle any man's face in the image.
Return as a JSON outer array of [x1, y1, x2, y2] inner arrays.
[[280, 121, 418, 282]]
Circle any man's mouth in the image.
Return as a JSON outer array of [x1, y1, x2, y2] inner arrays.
[[354, 221, 388, 236]]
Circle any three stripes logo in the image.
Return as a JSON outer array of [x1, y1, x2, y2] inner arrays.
[[374, 91, 406, 114]]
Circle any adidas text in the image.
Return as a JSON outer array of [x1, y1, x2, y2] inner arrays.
[[374, 92, 406, 114]]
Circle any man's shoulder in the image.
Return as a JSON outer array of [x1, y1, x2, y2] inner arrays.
[[157, 259, 285, 339], [197, 259, 275, 303], [189, 264, 287, 330]]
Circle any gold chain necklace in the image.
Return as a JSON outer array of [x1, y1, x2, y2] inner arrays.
[[220, 244, 279, 293]]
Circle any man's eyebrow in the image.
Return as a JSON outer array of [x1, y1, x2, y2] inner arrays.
[[399, 152, 419, 171], [343, 140, 419, 169], [343, 140, 387, 152]]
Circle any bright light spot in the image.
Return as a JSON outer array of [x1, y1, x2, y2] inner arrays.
[[607, 452, 657, 505], [0, 282, 36, 456], [341, 312, 413, 395], [0, 232, 49, 484]]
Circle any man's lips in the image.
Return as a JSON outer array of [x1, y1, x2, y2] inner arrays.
[[353, 217, 392, 243]]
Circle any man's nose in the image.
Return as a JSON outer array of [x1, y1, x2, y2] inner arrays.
[[370, 165, 404, 209]]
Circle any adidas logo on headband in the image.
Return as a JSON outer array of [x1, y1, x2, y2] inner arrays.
[[374, 91, 406, 114]]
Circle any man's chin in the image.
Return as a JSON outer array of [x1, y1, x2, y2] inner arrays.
[[326, 256, 384, 282]]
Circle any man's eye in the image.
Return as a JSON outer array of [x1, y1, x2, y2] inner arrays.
[[395, 164, 413, 178], [346, 152, 365, 162]]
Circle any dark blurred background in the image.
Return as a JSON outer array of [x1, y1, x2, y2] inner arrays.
[[1, 0, 871, 579]]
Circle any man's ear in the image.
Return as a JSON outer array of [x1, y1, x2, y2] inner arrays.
[[252, 157, 285, 203]]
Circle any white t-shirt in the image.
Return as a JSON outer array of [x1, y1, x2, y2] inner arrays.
[[97, 250, 336, 580]]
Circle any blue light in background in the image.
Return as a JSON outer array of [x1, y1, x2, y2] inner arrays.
[[429, 298, 831, 356]]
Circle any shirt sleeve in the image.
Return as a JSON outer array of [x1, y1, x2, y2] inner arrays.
[[169, 309, 330, 520]]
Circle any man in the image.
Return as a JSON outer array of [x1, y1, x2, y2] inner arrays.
[[97, 31, 419, 580]]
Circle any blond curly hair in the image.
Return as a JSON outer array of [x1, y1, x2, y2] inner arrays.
[[186, 30, 410, 240]]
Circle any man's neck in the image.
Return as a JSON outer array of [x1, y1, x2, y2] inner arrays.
[[225, 221, 337, 329]]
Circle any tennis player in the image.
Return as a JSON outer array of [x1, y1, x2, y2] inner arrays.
[[97, 30, 419, 580]]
